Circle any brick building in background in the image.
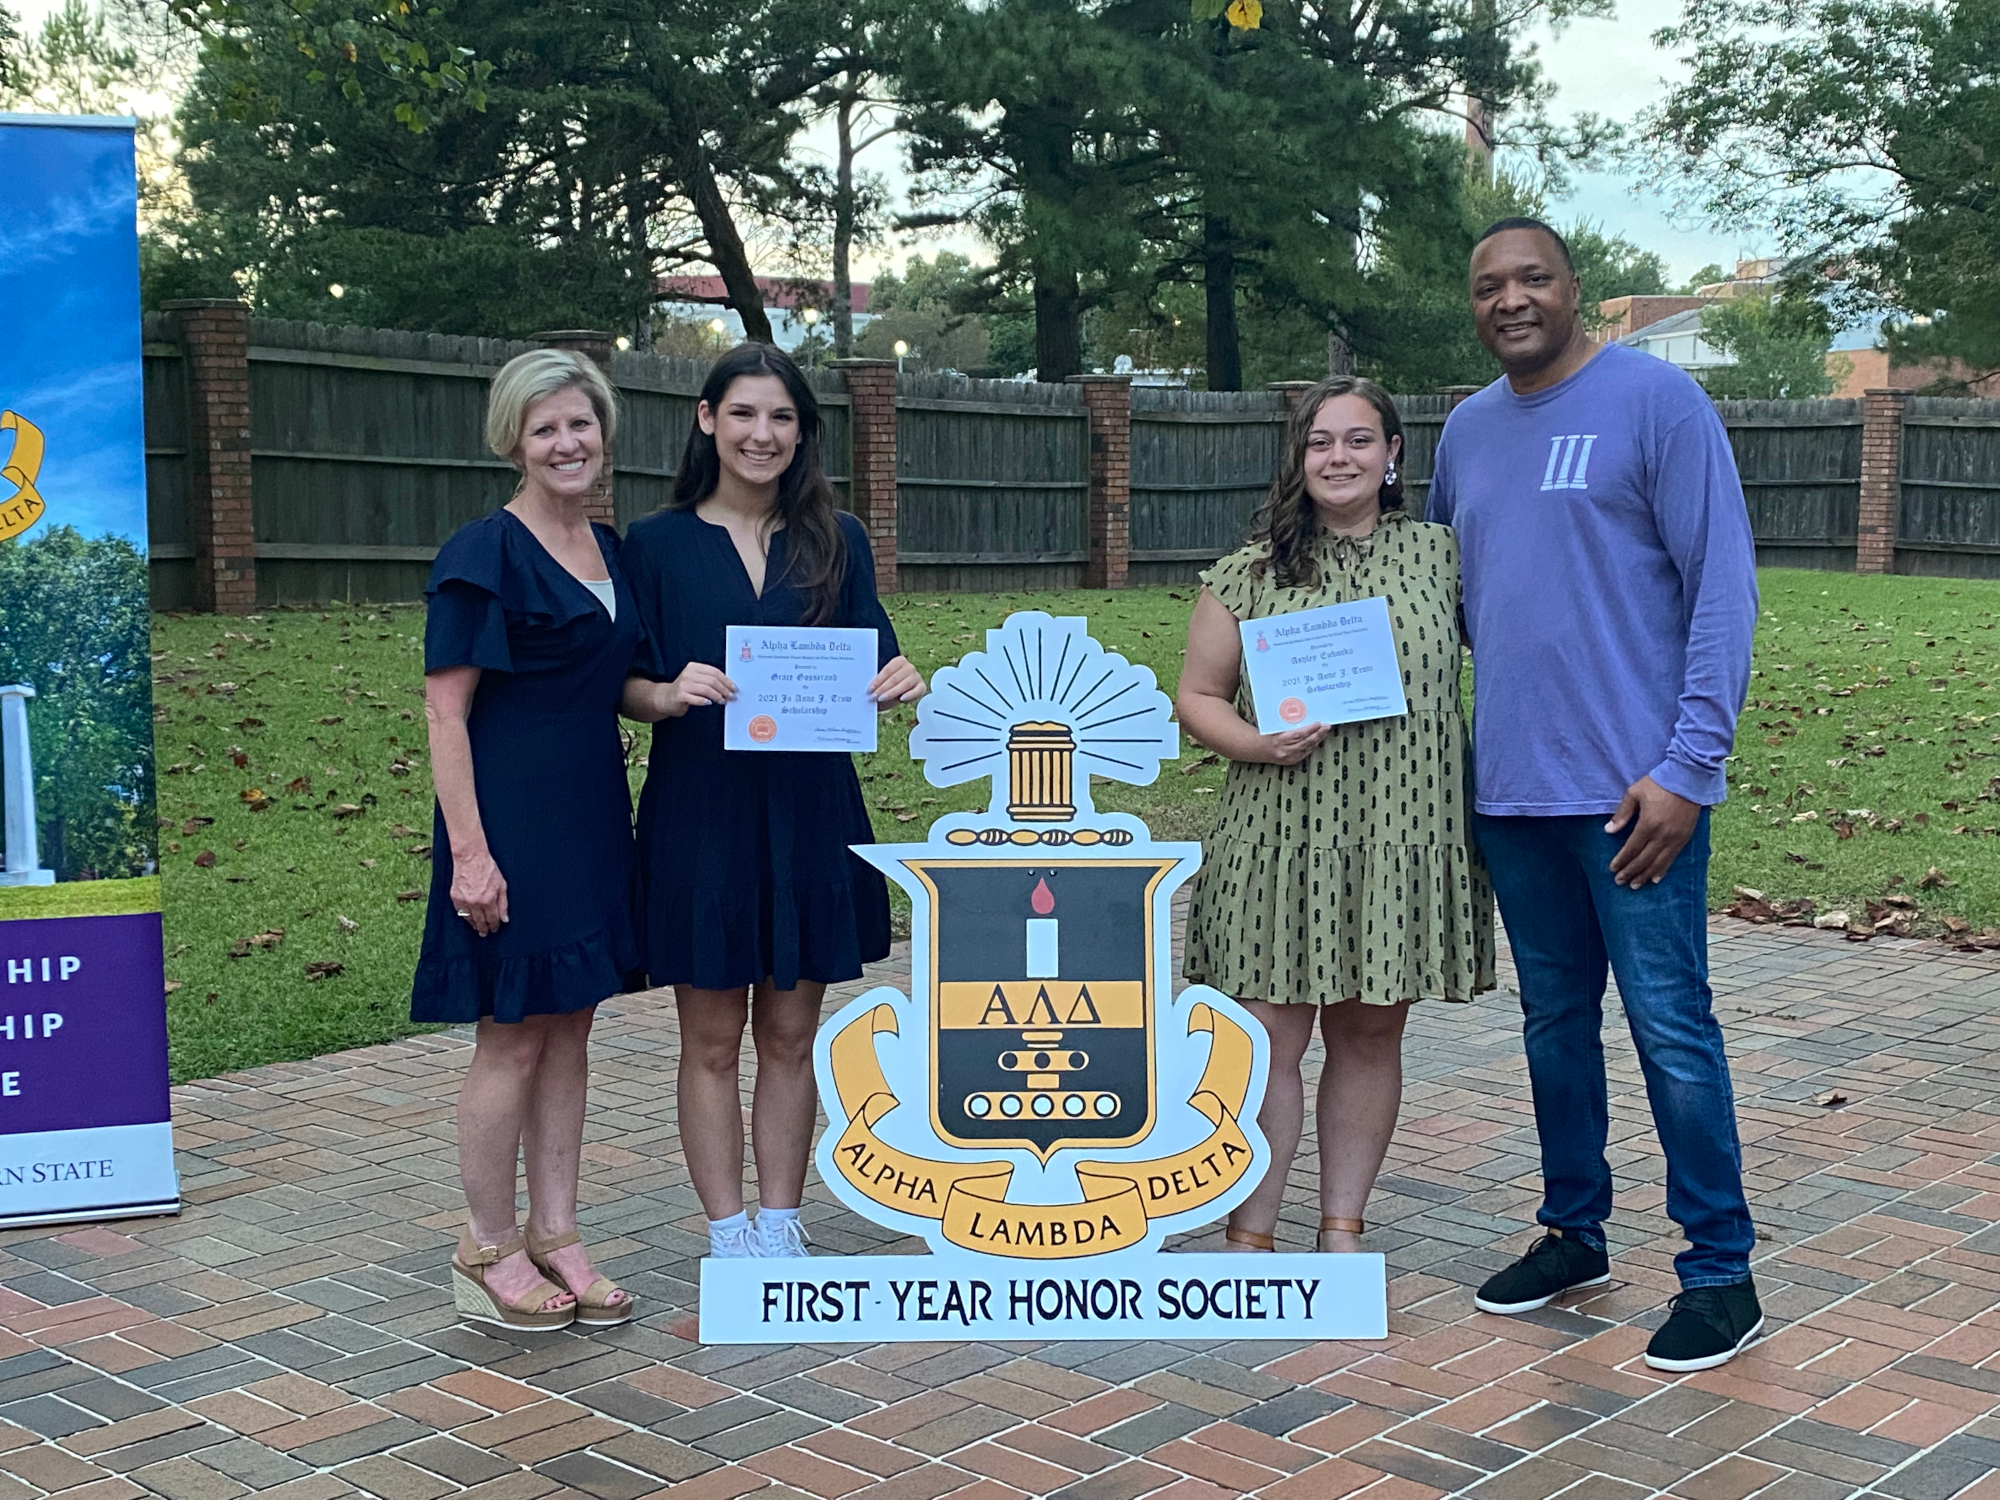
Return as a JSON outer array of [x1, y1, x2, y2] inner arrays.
[[1601, 257, 1999, 397]]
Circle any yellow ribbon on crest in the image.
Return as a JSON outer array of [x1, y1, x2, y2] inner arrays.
[[0, 412, 47, 542]]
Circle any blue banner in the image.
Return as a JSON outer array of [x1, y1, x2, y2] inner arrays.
[[0, 116, 177, 1226]]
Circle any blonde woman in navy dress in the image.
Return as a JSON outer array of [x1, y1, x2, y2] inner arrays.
[[620, 344, 926, 1259], [414, 350, 641, 1330]]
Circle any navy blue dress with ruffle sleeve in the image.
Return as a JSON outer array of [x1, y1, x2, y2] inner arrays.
[[411, 510, 645, 1023], [621, 508, 896, 991]]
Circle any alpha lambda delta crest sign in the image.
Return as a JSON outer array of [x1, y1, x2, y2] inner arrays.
[[699, 614, 1389, 1344]]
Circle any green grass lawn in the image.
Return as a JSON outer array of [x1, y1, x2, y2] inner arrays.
[[0, 877, 161, 920], [149, 568, 2000, 1082]]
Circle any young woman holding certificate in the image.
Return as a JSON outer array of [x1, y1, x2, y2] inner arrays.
[[619, 344, 926, 1260], [1177, 376, 1494, 1254]]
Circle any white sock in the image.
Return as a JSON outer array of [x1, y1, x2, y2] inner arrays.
[[757, 1206, 800, 1225], [708, 1210, 749, 1243]]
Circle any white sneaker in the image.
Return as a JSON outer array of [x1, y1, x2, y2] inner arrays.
[[753, 1214, 812, 1257], [708, 1221, 754, 1258]]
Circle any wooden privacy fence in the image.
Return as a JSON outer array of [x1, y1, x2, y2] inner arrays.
[[140, 302, 2000, 611]]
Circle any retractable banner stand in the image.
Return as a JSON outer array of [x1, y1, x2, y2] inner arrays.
[[0, 116, 178, 1226], [700, 614, 1389, 1344]]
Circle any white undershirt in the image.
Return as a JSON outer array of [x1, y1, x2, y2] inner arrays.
[[581, 577, 616, 621]]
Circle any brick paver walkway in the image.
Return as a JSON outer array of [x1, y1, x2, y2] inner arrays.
[[0, 917, 1995, 1500]]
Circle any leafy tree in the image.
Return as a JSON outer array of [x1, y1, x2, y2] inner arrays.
[[1680, 262, 1726, 295], [1695, 295, 1841, 400], [1569, 220, 1669, 306], [0, 0, 193, 227], [0, 4, 18, 90], [0, 529, 154, 882], [1644, 0, 2000, 380], [170, 0, 854, 341], [898, 0, 1607, 385]]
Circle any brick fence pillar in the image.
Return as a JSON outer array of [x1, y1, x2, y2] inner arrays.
[[1268, 380, 1315, 413], [164, 298, 256, 614], [832, 359, 898, 593], [534, 329, 619, 526], [1072, 375, 1133, 590], [1857, 387, 1910, 575]]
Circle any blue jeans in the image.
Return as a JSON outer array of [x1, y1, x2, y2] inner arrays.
[[1473, 810, 1754, 1288]]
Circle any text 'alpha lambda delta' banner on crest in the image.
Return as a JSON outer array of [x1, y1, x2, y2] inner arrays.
[[699, 614, 1388, 1343], [0, 116, 177, 1226]]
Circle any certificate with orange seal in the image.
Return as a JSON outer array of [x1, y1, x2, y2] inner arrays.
[[1238, 597, 1407, 734], [723, 625, 879, 752]]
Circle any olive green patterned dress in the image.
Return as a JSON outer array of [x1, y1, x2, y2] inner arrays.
[[1183, 510, 1495, 1007]]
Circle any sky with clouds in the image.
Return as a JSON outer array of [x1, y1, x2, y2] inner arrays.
[[0, 117, 148, 548], [10, 0, 1768, 289]]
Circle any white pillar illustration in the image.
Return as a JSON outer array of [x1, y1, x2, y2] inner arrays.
[[0, 685, 54, 887]]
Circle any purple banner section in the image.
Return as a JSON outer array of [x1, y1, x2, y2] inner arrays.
[[0, 914, 169, 1134]]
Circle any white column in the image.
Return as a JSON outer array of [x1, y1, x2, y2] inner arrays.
[[0, 685, 53, 886]]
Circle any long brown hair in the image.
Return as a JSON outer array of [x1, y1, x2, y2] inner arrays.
[[670, 343, 846, 625], [1249, 376, 1406, 590]]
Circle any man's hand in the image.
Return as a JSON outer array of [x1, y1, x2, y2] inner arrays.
[[1606, 776, 1701, 887]]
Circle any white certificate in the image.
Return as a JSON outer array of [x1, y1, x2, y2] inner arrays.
[[1238, 597, 1408, 733], [724, 625, 879, 752]]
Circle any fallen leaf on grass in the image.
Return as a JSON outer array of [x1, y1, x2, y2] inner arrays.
[[894, 811, 918, 822], [391, 824, 416, 838], [1920, 866, 1952, 889], [303, 960, 344, 981], [228, 929, 285, 958], [192, 849, 216, 868], [1832, 820, 1855, 840], [181, 817, 213, 835], [395, 890, 423, 902], [164, 980, 181, 995], [331, 804, 363, 819], [240, 788, 271, 811], [234, 717, 264, 730], [358, 858, 376, 868], [1180, 752, 1221, 776], [318, 716, 343, 726], [229, 747, 249, 769], [336, 916, 359, 934], [286, 776, 311, 795]]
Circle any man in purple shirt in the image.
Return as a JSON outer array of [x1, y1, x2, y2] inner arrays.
[[1427, 218, 1763, 1372]]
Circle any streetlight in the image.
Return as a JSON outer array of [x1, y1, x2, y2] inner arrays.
[[894, 338, 909, 373], [328, 283, 345, 299], [615, 335, 632, 351], [802, 307, 820, 326], [709, 318, 728, 342]]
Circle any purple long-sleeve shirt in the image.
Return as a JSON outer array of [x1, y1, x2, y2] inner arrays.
[[1426, 344, 1758, 816]]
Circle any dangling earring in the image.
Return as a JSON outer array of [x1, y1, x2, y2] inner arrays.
[[1384, 460, 1399, 486]]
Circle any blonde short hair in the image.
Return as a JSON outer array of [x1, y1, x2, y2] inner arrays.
[[485, 349, 620, 461]]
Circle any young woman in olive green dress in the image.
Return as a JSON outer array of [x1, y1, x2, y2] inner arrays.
[[1178, 376, 1494, 1253]]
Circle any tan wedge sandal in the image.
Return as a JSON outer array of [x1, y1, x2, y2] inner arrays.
[[526, 1227, 634, 1326], [1224, 1226, 1276, 1251], [1318, 1216, 1366, 1251], [452, 1233, 575, 1331]]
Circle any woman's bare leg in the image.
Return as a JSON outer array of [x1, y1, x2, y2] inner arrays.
[[1224, 1001, 1316, 1248], [748, 979, 827, 1210], [457, 1016, 571, 1311], [1316, 999, 1411, 1251], [521, 1007, 625, 1306], [676, 986, 753, 1219]]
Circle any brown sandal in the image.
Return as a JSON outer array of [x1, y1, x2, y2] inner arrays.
[[1225, 1226, 1276, 1251], [526, 1227, 634, 1326], [1319, 1216, 1366, 1251], [452, 1233, 575, 1331]]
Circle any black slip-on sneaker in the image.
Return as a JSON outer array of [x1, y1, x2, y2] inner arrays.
[[1644, 1279, 1764, 1371], [1473, 1230, 1612, 1315]]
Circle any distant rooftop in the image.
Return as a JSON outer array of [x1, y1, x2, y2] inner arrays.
[[654, 275, 870, 314]]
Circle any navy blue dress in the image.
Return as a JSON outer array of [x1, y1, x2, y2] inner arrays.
[[411, 511, 645, 1023], [621, 508, 897, 990]]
